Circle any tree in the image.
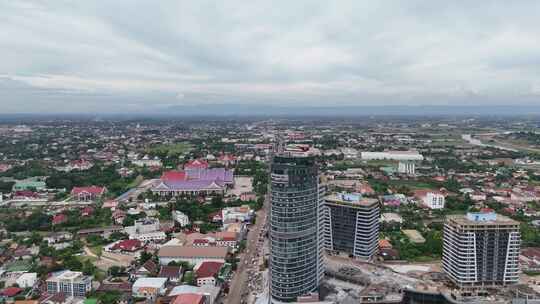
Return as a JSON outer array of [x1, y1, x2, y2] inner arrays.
[[63, 256, 83, 271], [183, 271, 196, 285], [82, 259, 97, 275], [238, 240, 247, 252], [108, 266, 125, 277], [138, 251, 153, 264]]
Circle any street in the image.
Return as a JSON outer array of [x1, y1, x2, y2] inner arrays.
[[226, 197, 268, 304]]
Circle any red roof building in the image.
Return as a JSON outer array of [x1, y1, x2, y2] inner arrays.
[[102, 200, 119, 209], [71, 186, 107, 201], [0, 287, 23, 297], [195, 261, 223, 280], [13, 190, 40, 199], [112, 209, 127, 224], [112, 239, 143, 252], [209, 211, 222, 222], [52, 214, 67, 225], [0, 163, 12, 173], [173, 294, 205, 304], [81, 206, 94, 217], [184, 159, 209, 170], [161, 171, 187, 182], [158, 265, 183, 282]]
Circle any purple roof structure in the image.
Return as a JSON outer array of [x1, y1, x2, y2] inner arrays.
[[185, 168, 234, 184], [159, 179, 225, 191]]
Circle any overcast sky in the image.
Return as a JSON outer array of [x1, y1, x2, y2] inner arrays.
[[1, 1, 540, 113]]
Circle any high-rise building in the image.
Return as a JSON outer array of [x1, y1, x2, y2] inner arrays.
[[321, 193, 380, 260], [398, 161, 416, 175], [269, 153, 324, 303], [442, 210, 520, 289]]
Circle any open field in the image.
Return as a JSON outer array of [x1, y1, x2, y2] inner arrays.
[[146, 142, 193, 156]]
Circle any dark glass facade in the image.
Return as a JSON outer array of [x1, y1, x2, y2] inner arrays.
[[328, 204, 357, 253], [269, 155, 322, 302]]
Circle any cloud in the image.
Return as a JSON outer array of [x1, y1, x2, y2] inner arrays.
[[176, 93, 185, 100], [1, 1, 540, 112]]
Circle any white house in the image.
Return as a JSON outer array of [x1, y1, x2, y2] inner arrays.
[[132, 277, 167, 299], [16, 272, 37, 288], [173, 210, 190, 227]]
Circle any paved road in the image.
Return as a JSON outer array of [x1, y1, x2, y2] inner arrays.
[[226, 197, 268, 304]]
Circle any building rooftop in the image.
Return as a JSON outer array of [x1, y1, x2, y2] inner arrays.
[[48, 270, 89, 281], [158, 246, 229, 258], [447, 211, 519, 226], [325, 192, 379, 207], [133, 277, 167, 289]]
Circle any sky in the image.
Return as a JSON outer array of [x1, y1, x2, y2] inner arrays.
[[1, 1, 540, 113]]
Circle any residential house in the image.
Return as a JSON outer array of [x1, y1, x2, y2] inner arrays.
[[15, 272, 37, 288], [112, 209, 127, 225], [158, 266, 183, 283], [168, 285, 221, 304], [132, 260, 158, 279], [43, 232, 73, 245], [71, 186, 107, 201], [52, 214, 67, 226], [132, 277, 167, 299], [194, 262, 223, 287], [111, 239, 143, 252], [172, 294, 205, 304], [81, 206, 94, 217]]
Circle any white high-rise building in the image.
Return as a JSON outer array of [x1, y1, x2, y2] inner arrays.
[[398, 161, 416, 175], [442, 211, 520, 289]]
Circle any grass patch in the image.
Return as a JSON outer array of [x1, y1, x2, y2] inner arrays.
[[127, 175, 144, 188], [89, 245, 103, 256], [146, 142, 193, 157], [386, 180, 437, 190], [409, 255, 440, 263]]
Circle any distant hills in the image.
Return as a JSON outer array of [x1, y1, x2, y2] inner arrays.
[[2, 104, 540, 118], [163, 104, 540, 116]]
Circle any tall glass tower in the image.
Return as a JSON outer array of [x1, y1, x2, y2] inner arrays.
[[269, 154, 324, 303]]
